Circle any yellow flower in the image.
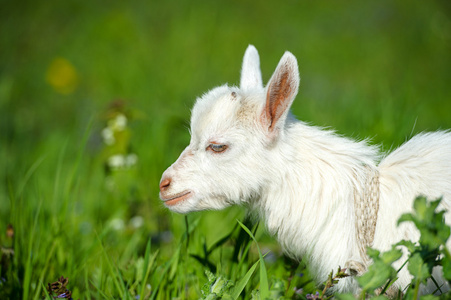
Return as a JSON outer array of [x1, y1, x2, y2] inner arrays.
[[46, 57, 79, 94]]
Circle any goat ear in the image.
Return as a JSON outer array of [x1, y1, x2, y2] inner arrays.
[[240, 45, 263, 90], [263, 51, 299, 132]]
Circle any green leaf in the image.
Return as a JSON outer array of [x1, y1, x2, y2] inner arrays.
[[371, 296, 390, 300], [408, 253, 430, 282], [366, 247, 381, 259], [357, 245, 402, 292], [357, 260, 394, 290], [397, 213, 416, 227], [419, 295, 439, 300], [413, 196, 428, 219], [380, 247, 403, 265], [335, 293, 357, 300], [398, 197, 451, 251], [442, 254, 451, 283], [396, 240, 417, 253]]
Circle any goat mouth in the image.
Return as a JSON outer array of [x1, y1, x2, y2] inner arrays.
[[162, 191, 193, 206]]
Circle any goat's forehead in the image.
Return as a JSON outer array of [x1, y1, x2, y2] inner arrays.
[[191, 87, 240, 135], [189, 86, 264, 142]]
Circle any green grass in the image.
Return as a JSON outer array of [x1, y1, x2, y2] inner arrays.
[[1, 0, 451, 299]]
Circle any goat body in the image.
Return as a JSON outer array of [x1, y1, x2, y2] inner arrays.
[[159, 45, 451, 294]]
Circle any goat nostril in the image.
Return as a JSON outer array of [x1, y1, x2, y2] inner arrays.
[[159, 178, 171, 192]]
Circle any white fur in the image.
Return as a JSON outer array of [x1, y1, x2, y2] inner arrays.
[[159, 45, 451, 294]]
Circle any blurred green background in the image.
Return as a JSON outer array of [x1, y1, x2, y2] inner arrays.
[[1, 0, 451, 298]]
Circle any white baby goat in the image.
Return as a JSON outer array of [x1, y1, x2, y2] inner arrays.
[[159, 45, 451, 295]]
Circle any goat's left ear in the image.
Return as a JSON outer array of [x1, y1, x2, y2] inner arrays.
[[240, 45, 263, 90], [262, 51, 300, 133]]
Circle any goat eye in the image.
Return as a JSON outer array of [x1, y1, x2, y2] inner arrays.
[[208, 144, 228, 153]]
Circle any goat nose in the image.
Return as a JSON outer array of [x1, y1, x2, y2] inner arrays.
[[159, 177, 171, 192]]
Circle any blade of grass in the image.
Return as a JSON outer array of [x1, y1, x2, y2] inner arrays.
[[232, 237, 253, 281], [22, 198, 42, 300], [140, 239, 152, 285], [17, 156, 45, 198], [181, 215, 200, 244], [41, 283, 53, 300], [231, 259, 260, 300], [84, 267, 92, 299], [230, 220, 258, 281], [149, 262, 172, 300], [139, 240, 159, 300], [52, 140, 68, 206], [32, 242, 57, 300], [232, 218, 256, 263], [64, 119, 93, 193], [90, 279, 114, 299], [120, 230, 144, 266], [96, 233, 127, 299], [169, 245, 181, 281], [207, 222, 239, 255], [237, 220, 269, 299]]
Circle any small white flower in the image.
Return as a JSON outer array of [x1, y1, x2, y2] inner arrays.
[[125, 153, 138, 167], [109, 113, 127, 131], [108, 154, 125, 169], [110, 218, 125, 230], [129, 215, 144, 228], [101, 127, 115, 145]]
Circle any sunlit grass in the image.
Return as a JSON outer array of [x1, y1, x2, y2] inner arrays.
[[1, 0, 451, 299]]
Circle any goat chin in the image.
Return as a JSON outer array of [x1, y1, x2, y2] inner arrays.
[[159, 45, 451, 296]]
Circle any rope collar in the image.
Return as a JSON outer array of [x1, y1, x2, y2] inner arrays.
[[354, 166, 380, 264]]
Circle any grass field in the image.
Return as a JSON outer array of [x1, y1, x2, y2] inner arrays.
[[1, 0, 451, 299]]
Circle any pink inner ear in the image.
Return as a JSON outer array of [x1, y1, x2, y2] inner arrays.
[[266, 69, 293, 131]]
